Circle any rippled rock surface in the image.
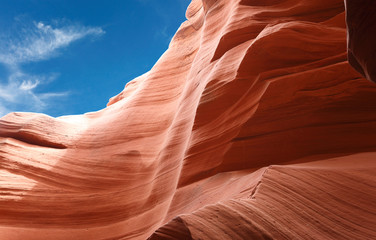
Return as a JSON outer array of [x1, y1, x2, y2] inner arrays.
[[1, 0, 375, 239]]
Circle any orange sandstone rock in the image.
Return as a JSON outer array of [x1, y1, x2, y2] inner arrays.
[[345, 0, 376, 83], [1, 0, 375, 239]]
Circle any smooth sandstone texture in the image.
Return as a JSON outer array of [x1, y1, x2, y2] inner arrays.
[[1, 0, 376, 239], [345, 0, 376, 83]]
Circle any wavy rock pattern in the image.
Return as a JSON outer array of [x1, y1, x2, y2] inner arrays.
[[151, 155, 376, 239], [1, 0, 376, 239]]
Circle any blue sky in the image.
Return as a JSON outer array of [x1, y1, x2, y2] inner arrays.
[[0, 0, 190, 117]]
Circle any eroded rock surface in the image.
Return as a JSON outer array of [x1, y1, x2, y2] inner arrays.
[[345, 0, 376, 83], [1, 0, 375, 239]]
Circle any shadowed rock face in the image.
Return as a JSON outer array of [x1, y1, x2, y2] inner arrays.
[[345, 0, 376, 83], [0, 0, 375, 239]]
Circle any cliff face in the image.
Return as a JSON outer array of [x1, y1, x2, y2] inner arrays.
[[0, 0, 375, 239], [345, 0, 376, 83]]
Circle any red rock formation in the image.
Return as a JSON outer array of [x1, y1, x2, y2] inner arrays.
[[1, 0, 375, 239], [345, 0, 376, 83]]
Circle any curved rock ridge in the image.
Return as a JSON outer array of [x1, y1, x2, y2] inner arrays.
[[150, 154, 376, 240], [345, 0, 376, 83], [1, 0, 376, 239]]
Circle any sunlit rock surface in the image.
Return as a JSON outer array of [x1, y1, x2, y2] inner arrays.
[[1, 0, 375, 239]]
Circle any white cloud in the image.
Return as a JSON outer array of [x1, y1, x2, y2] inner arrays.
[[0, 20, 104, 117], [0, 104, 10, 117], [19, 80, 39, 91], [0, 71, 69, 115], [0, 21, 104, 65]]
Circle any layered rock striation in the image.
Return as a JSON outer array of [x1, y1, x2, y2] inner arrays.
[[0, 0, 375, 239]]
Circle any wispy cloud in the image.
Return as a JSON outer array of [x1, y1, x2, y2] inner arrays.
[[0, 21, 104, 65], [0, 70, 70, 115], [0, 21, 104, 117]]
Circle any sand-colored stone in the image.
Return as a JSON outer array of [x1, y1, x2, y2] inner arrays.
[[1, 0, 375, 239]]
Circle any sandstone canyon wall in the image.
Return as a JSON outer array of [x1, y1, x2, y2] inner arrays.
[[0, 0, 376, 239], [345, 0, 376, 83]]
